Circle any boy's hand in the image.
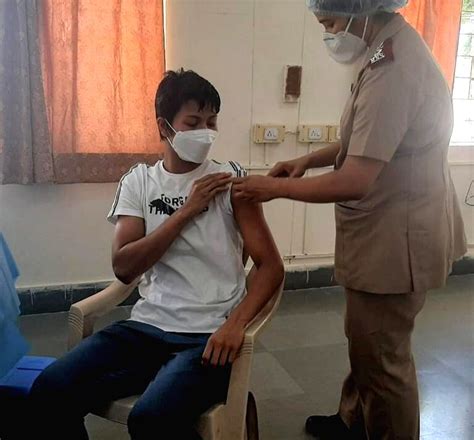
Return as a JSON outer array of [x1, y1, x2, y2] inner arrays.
[[202, 319, 246, 367], [182, 173, 232, 218]]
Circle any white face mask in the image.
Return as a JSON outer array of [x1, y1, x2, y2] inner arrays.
[[323, 16, 369, 65], [165, 120, 218, 164]]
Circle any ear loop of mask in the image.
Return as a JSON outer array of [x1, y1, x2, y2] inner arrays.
[[164, 119, 177, 146], [344, 15, 369, 41], [361, 16, 369, 41], [343, 16, 355, 36]]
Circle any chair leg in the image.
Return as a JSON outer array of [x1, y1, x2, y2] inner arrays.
[[245, 391, 259, 440]]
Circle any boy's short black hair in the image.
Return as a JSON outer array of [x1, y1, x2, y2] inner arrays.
[[155, 69, 221, 126]]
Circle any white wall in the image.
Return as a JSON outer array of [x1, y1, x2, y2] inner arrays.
[[0, 183, 117, 287], [0, 0, 473, 288]]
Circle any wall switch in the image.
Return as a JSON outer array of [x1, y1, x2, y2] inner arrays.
[[328, 125, 341, 142], [253, 124, 286, 144], [298, 125, 329, 143]]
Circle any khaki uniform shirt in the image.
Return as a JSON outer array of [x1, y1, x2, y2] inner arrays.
[[334, 14, 467, 294]]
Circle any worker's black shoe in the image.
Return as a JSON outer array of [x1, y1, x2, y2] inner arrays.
[[305, 413, 353, 439]]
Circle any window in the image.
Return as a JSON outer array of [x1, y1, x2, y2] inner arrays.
[[40, 0, 165, 183], [0, 0, 165, 185], [452, 0, 474, 145]]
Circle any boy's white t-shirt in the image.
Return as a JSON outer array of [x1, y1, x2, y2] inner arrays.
[[107, 159, 247, 333]]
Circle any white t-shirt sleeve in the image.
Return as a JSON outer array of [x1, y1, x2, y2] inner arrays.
[[107, 164, 144, 224], [224, 161, 248, 215]]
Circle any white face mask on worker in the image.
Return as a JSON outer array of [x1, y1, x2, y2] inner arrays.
[[165, 121, 218, 164], [323, 16, 369, 65]]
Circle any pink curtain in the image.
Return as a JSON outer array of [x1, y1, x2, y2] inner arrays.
[[40, 0, 165, 183]]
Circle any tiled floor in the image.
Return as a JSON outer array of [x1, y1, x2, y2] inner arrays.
[[19, 275, 474, 439]]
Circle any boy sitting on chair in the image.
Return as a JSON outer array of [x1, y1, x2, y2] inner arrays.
[[30, 69, 284, 440]]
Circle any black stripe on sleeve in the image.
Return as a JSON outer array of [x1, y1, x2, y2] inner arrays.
[[228, 161, 239, 176], [110, 164, 141, 218], [231, 160, 246, 177], [229, 160, 247, 178]]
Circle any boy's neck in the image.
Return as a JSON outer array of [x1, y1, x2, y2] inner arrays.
[[163, 150, 201, 174]]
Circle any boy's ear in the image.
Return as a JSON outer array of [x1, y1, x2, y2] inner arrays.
[[157, 117, 171, 140]]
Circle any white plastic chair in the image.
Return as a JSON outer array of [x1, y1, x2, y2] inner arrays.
[[68, 267, 283, 439]]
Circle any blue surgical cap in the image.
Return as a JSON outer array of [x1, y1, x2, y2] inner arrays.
[[306, 0, 408, 17]]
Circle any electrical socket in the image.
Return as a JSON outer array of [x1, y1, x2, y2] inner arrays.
[[253, 125, 286, 144], [298, 125, 329, 143]]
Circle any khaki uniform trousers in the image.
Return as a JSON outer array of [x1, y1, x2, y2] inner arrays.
[[339, 288, 426, 440]]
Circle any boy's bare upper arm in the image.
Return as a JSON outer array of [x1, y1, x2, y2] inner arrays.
[[231, 190, 280, 266], [112, 216, 146, 256]]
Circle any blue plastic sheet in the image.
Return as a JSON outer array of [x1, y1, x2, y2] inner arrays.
[[0, 233, 29, 379]]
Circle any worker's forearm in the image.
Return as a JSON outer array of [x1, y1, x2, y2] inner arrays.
[[113, 209, 193, 283], [278, 170, 363, 204], [305, 142, 341, 169], [226, 260, 284, 327]]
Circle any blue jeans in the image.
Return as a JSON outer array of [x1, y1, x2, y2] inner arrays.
[[29, 320, 231, 440]]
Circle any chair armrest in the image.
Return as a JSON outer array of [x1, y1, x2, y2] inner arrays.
[[220, 274, 284, 438], [67, 278, 139, 350]]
